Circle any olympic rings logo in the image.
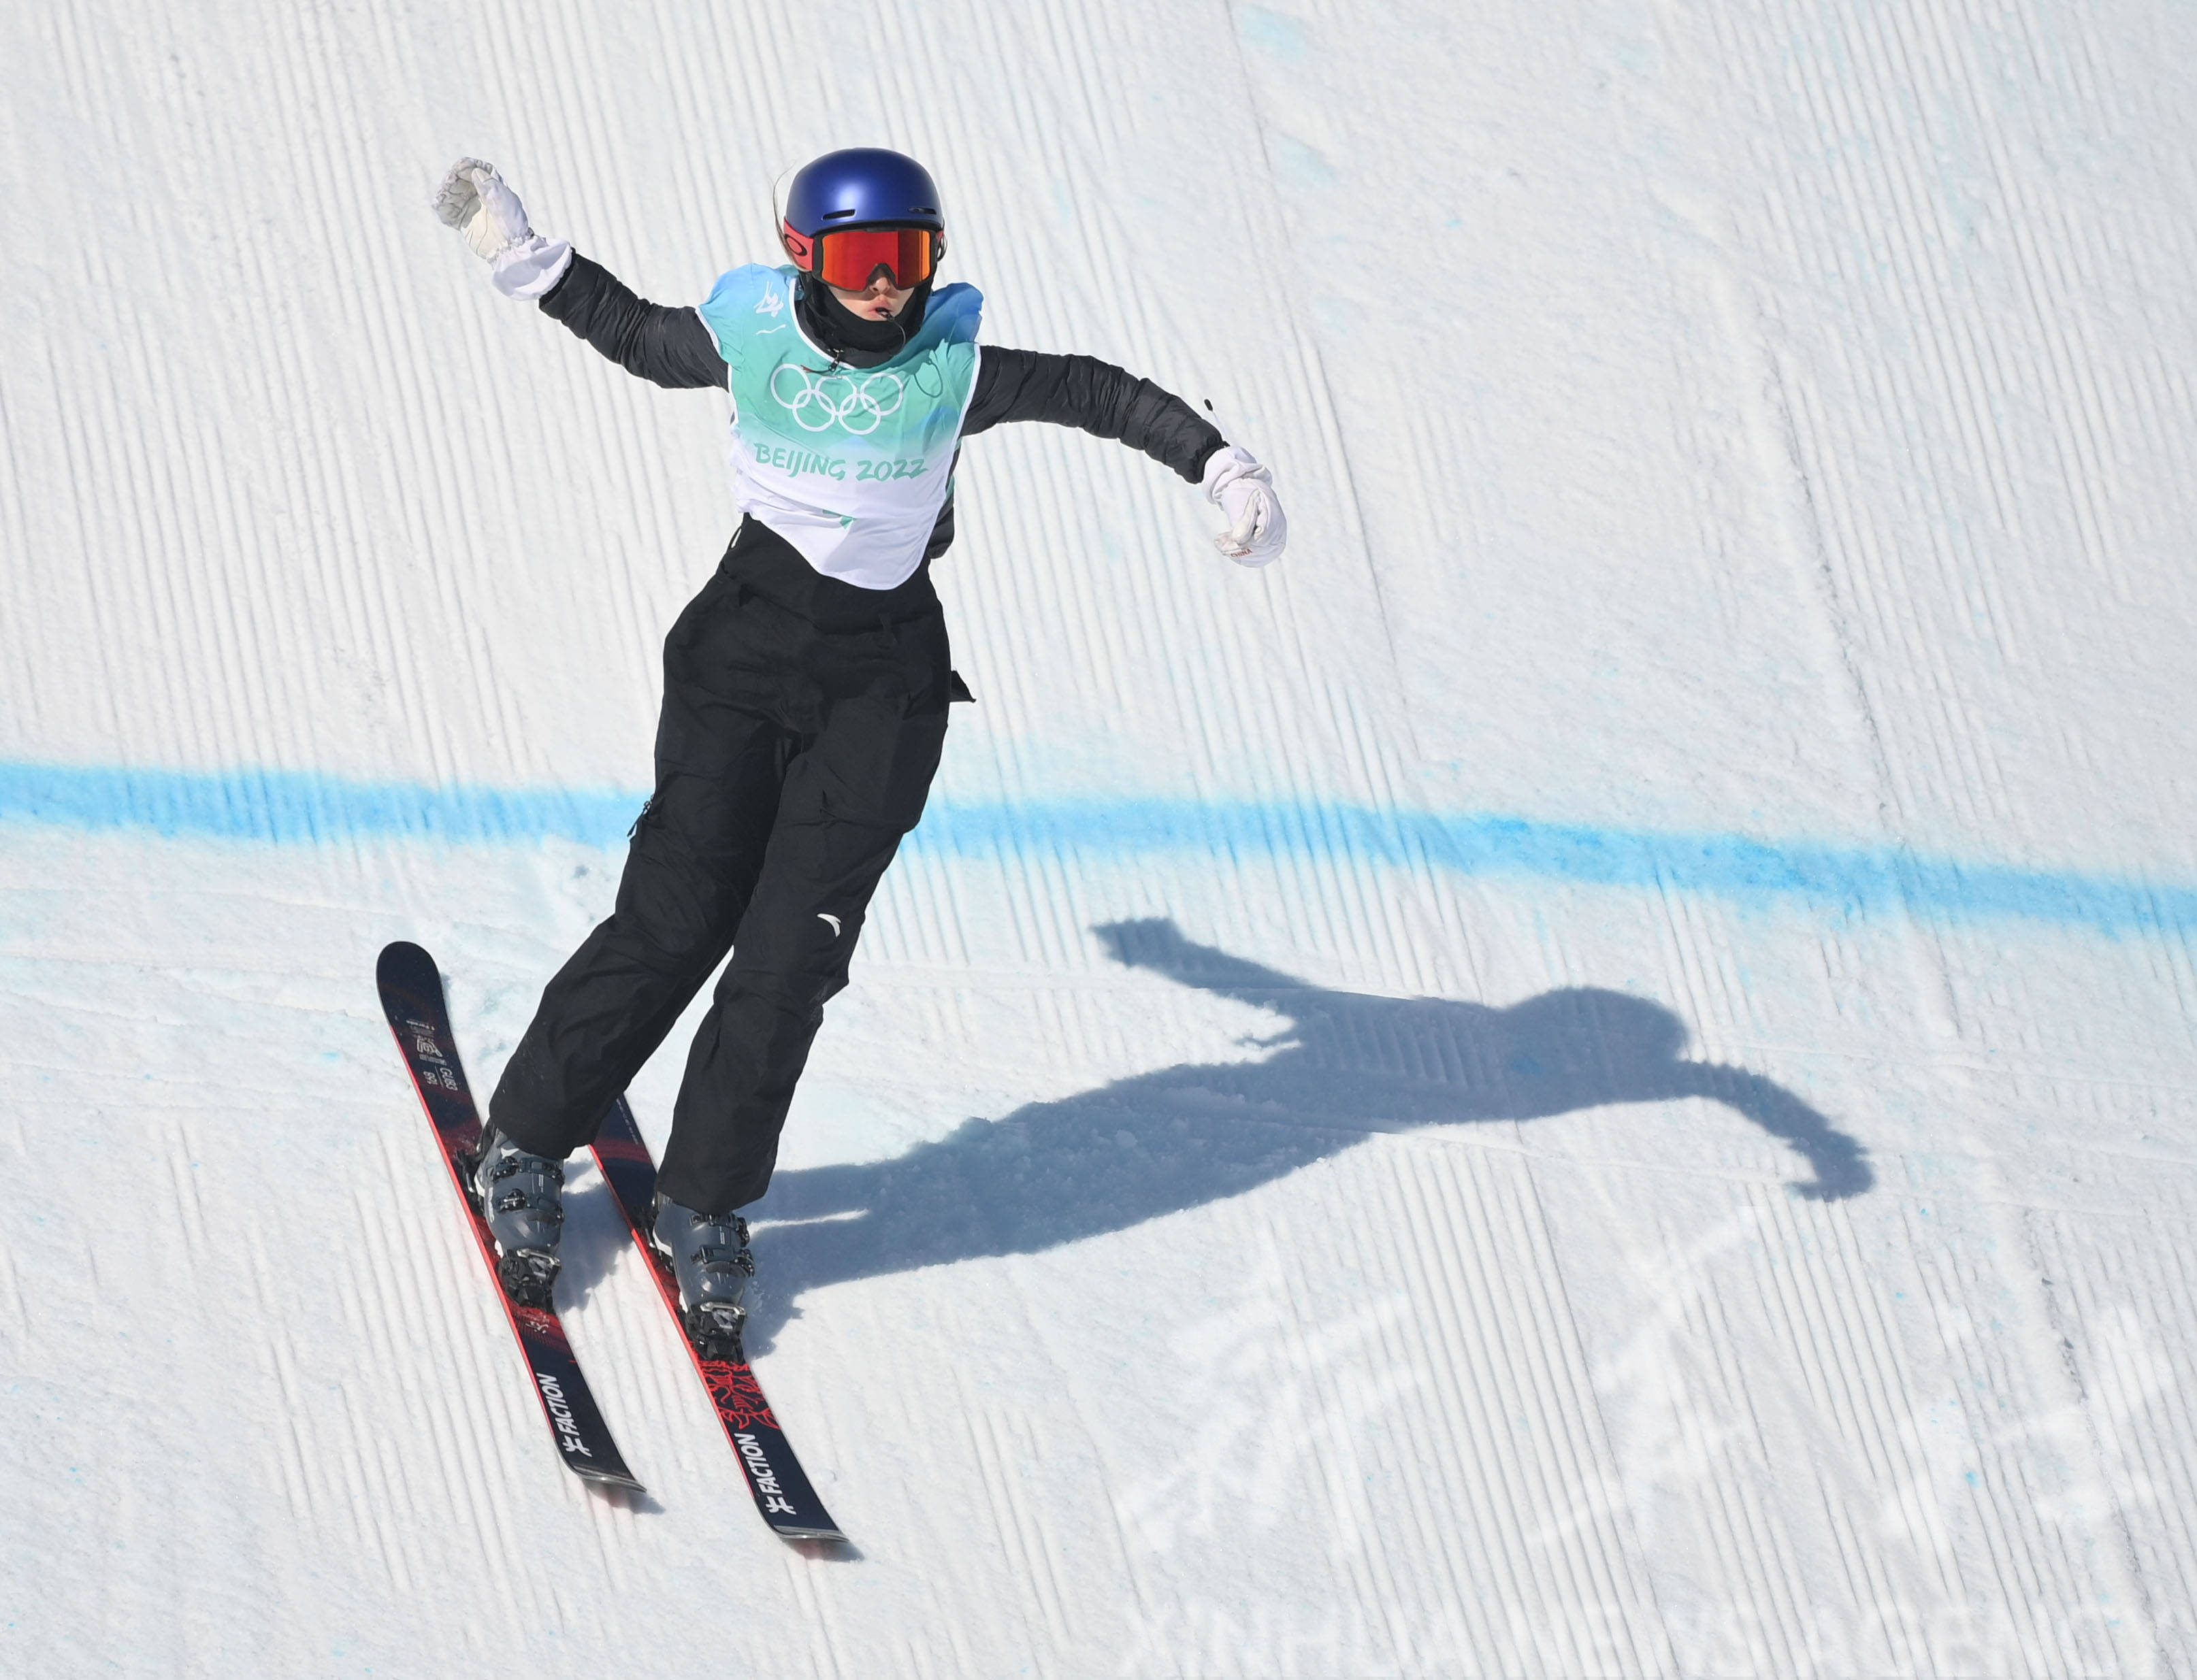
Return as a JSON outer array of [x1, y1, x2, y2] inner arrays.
[[768, 365, 907, 435]]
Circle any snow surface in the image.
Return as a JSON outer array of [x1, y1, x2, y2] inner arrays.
[[5, 0, 2197, 1673]]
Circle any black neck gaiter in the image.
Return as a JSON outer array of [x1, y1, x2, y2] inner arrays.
[[795, 274, 935, 369]]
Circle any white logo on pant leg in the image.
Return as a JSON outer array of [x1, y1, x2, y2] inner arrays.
[[817, 914, 841, 936]]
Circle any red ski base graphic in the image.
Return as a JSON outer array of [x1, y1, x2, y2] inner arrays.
[[590, 1098, 847, 1543], [376, 942, 644, 1494], [700, 1358, 776, 1434]]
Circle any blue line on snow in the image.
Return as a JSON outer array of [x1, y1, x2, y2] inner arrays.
[[1, 759, 2190, 935], [0, 761, 642, 849]]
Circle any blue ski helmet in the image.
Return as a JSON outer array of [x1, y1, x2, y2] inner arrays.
[[779, 147, 947, 279]]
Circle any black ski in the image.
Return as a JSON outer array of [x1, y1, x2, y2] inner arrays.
[[376, 940, 643, 1494], [590, 1098, 847, 1542]]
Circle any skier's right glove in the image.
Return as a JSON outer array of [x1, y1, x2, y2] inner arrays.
[[1201, 444, 1288, 566], [431, 158, 572, 301]]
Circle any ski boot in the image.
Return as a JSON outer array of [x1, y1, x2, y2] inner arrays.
[[652, 1196, 754, 1359], [471, 1128, 565, 1306]]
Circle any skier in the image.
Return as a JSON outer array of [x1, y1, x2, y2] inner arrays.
[[430, 148, 1286, 1349]]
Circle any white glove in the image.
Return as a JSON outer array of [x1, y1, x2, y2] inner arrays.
[[1201, 444, 1287, 565], [431, 157, 572, 300]]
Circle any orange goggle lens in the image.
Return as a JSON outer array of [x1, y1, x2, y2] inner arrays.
[[811, 225, 937, 291]]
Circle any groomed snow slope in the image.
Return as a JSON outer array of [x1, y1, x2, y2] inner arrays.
[[6, 1, 2197, 1673]]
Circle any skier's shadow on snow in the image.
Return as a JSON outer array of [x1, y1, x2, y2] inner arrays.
[[732, 918, 1869, 1351]]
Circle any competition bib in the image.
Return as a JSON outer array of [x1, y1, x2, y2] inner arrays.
[[697, 265, 981, 589]]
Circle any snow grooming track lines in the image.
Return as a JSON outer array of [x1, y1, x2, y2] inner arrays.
[[374, 940, 645, 1494], [589, 1096, 848, 1545]]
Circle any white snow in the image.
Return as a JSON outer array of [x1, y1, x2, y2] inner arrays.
[[5, 0, 2197, 1674]]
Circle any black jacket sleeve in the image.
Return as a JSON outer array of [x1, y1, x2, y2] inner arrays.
[[538, 253, 726, 391], [961, 348, 1224, 482]]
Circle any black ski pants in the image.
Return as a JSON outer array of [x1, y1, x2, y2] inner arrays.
[[489, 518, 956, 1211]]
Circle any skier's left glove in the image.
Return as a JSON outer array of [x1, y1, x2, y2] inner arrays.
[[1201, 444, 1288, 566], [431, 158, 572, 301]]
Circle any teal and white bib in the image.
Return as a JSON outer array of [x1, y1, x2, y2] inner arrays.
[[697, 264, 982, 589]]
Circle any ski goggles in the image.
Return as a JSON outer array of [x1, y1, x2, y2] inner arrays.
[[783, 222, 941, 292]]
